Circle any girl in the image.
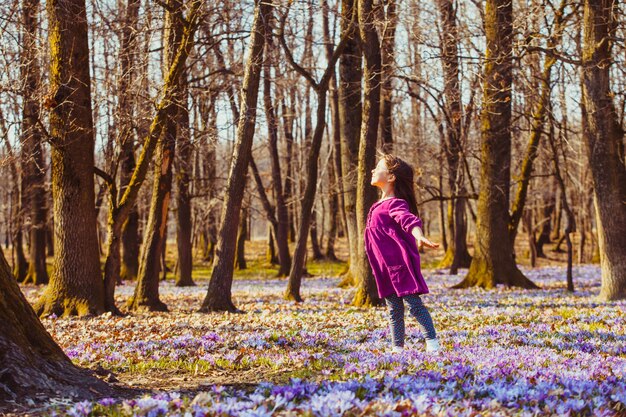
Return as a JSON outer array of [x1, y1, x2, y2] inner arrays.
[[365, 154, 440, 353]]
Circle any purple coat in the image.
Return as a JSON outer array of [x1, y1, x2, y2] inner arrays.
[[364, 197, 429, 299]]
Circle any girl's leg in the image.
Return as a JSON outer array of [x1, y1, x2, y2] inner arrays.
[[385, 293, 405, 348], [404, 294, 437, 341]]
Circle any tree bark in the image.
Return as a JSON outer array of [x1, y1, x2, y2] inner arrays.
[[34, 0, 105, 316], [175, 70, 194, 287], [352, 0, 383, 307], [581, 0, 626, 300], [281, 5, 350, 302], [262, 38, 291, 276], [20, 0, 48, 285], [127, 0, 189, 312], [378, 0, 396, 152], [101, 1, 199, 314], [436, 0, 471, 273], [118, 0, 141, 282], [235, 205, 248, 270], [453, 0, 537, 290], [200, 0, 270, 312], [338, 0, 362, 287], [0, 247, 111, 404], [508, 0, 568, 246]]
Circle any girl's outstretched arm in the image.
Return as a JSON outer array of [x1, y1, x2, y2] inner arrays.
[[411, 226, 439, 250]]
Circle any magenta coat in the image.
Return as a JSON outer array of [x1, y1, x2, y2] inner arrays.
[[364, 197, 429, 299]]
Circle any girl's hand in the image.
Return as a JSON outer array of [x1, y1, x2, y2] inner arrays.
[[417, 236, 440, 250]]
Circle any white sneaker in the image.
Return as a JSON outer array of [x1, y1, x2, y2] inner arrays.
[[392, 345, 404, 353], [425, 339, 440, 352]]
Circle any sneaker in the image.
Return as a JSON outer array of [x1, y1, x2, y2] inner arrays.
[[425, 339, 440, 352]]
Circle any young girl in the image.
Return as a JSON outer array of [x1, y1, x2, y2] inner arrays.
[[365, 154, 440, 353]]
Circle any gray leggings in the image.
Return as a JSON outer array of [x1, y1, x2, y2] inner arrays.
[[385, 293, 437, 347]]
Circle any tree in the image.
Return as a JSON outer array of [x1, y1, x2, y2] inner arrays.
[[117, 0, 141, 282], [352, 0, 383, 307], [20, 0, 48, 285], [581, 0, 626, 300], [280, 3, 350, 302], [175, 68, 194, 287], [0, 247, 110, 403], [34, 0, 105, 316], [337, 0, 362, 287], [453, 0, 538, 290], [262, 34, 291, 277], [128, 0, 192, 311], [435, 0, 472, 274], [101, 0, 200, 313], [200, 0, 271, 312]]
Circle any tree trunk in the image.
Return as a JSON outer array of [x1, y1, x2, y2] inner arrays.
[[127, 0, 188, 312], [200, 0, 270, 312], [322, 0, 344, 262], [508, 0, 568, 246], [20, 0, 48, 285], [118, 0, 141, 282], [454, 0, 537, 290], [581, 0, 626, 300], [548, 114, 575, 291], [310, 210, 323, 260], [101, 2, 198, 313], [175, 70, 194, 287], [352, 0, 383, 307], [34, 0, 105, 316], [378, 0, 396, 152], [282, 93, 297, 244], [235, 205, 248, 270], [281, 5, 349, 302], [263, 39, 291, 276], [338, 0, 362, 287], [0, 247, 111, 404], [436, 0, 471, 273]]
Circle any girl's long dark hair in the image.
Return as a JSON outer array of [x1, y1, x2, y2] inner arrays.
[[383, 154, 421, 218]]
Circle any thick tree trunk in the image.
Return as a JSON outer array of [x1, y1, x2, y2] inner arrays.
[[35, 0, 105, 316], [454, 0, 537, 290], [20, 0, 48, 285], [581, 0, 626, 300], [338, 0, 362, 287], [0, 247, 111, 404], [200, 0, 269, 312], [352, 0, 383, 307]]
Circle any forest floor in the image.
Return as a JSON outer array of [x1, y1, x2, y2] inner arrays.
[[10, 237, 626, 416]]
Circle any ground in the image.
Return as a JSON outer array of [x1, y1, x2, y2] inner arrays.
[[6, 237, 626, 416]]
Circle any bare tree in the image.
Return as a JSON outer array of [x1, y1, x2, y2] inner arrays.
[[200, 0, 271, 312], [34, 0, 105, 316], [581, 0, 626, 300]]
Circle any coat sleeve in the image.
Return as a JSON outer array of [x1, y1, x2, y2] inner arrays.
[[388, 198, 422, 234]]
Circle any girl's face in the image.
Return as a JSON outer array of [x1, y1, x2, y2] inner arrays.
[[370, 159, 394, 188]]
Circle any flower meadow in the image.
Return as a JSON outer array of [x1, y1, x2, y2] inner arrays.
[[21, 264, 626, 416]]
